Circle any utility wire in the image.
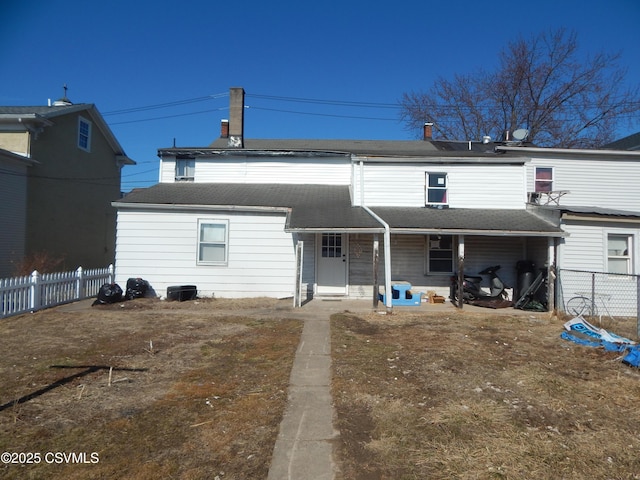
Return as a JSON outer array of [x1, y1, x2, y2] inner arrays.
[[108, 107, 227, 125], [247, 106, 397, 121], [246, 93, 399, 109], [103, 92, 228, 116]]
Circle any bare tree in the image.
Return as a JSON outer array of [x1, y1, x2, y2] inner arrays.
[[400, 29, 639, 148]]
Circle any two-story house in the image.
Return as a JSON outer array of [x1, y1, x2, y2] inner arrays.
[[0, 95, 135, 277], [115, 88, 602, 310]]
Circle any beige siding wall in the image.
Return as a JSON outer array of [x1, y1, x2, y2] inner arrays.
[[0, 157, 29, 276], [0, 131, 30, 156], [27, 112, 121, 269]]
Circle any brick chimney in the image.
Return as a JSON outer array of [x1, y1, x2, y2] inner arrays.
[[220, 119, 229, 138], [228, 87, 245, 148], [423, 122, 433, 141]]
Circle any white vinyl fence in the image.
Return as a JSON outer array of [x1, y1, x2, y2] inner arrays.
[[1, 265, 114, 319]]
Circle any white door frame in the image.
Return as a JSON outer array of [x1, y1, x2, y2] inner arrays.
[[316, 232, 348, 295]]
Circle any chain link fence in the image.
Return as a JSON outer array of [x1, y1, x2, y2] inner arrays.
[[557, 269, 639, 327]]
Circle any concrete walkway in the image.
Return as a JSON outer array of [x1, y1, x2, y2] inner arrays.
[[267, 298, 548, 479], [267, 301, 355, 479]]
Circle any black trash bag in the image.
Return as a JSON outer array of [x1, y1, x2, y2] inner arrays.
[[125, 277, 149, 300], [92, 283, 123, 306]]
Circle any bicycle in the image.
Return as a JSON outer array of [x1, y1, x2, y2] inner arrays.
[[565, 292, 614, 325]]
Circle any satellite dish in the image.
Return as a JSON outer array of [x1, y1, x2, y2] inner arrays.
[[512, 129, 529, 141]]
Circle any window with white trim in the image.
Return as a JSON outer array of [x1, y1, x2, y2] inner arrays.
[[425, 172, 448, 206], [175, 157, 195, 181], [608, 234, 632, 274], [426, 235, 454, 274], [198, 220, 228, 265], [78, 116, 92, 151], [535, 167, 553, 192]]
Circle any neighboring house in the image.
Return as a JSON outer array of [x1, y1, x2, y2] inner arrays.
[[500, 144, 640, 315], [0, 148, 38, 277], [602, 131, 640, 151], [112, 88, 640, 311], [0, 95, 135, 276]]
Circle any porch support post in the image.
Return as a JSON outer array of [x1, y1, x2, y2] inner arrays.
[[372, 234, 379, 308], [457, 236, 465, 309], [547, 237, 556, 313], [294, 239, 304, 308]]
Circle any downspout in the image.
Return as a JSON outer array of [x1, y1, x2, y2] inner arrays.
[[360, 160, 393, 312]]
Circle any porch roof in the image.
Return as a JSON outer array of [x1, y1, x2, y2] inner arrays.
[[115, 183, 564, 236], [371, 207, 565, 237], [115, 183, 383, 232]]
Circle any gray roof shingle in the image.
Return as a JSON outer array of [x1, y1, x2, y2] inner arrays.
[[118, 183, 382, 230], [117, 183, 563, 235], [371, 207, 564, 236]]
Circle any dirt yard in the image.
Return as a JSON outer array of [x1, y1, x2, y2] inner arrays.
[[331, 309, 640, 479], [0, 297, 301, 480], [2, 298, 640, 480]]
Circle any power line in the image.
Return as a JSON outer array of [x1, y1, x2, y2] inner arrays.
[[247, 93, 399, 109], [108, 107, 227, 125], [248, 106, 397, 121], [103, 92, 228, 116]]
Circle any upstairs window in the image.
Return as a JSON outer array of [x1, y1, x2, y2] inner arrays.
[[426, 172, 447, 206], [175, 157, 195, 181], [535, 167, 553, 192], [198, 220, 228, 265], [608, 234, 632, 274], [426, 235, 454, 274], [78, 116, 92, 152]]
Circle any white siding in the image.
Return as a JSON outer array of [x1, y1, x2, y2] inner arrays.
[[527, 157, 640, 211], [0, 159, 28, 277], [353, 163, 526, 208], [558, 220, 640, 273], [160, 155, 351, 185], [115, 209, 297, 298], [557, 220, 640, 316]]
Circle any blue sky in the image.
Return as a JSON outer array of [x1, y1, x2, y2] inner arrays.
[[1, 0, 639, 191]]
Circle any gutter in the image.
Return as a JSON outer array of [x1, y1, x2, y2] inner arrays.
[[496, 145, 640, 159], [387, 228, 566, 237], [359, 160, 392, 312]]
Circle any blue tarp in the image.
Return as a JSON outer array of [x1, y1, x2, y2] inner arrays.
[[561, 317, 640, 367]]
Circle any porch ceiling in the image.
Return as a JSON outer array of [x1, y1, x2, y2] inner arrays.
[[371, 207, 565, 237]]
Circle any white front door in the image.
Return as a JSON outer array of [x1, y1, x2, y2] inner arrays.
[[317, 233, 348, 295]]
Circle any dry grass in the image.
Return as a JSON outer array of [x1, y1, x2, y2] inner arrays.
[[5, 296, 640, 480], [331, 310, 640, 480], [0, 297, 301, 480]]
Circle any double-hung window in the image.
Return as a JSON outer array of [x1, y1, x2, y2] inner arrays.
[[78, 116, 92, 151], [175, 157, 195, 181], [426, 172, 448, 206], [608, 234, 632, 274], [535, 167, 553, 192], [426, 235, 454, 274], [198, 220, 228, 265]]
